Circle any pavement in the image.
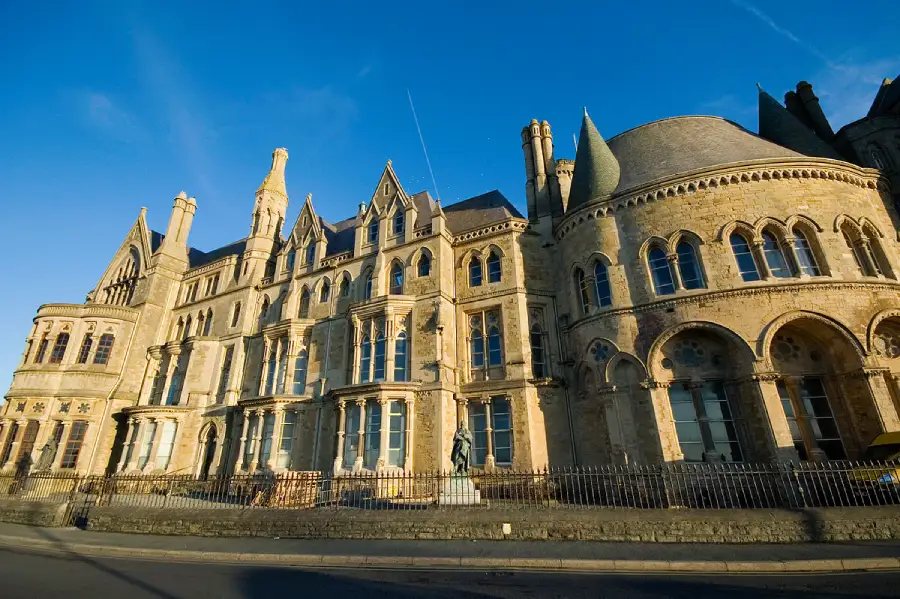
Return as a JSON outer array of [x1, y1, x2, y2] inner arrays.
[[2, 522, 900, 574]]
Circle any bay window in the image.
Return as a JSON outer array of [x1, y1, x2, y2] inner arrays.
[[469, 308, 504, 381]]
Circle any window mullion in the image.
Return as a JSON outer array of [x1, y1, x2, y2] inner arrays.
[[688, 381, 716, 460]]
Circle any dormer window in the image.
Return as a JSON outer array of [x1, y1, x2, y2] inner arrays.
[[393, 211, 404, 236], [368, 221, 379, 244], [305, 243, 315, 266]]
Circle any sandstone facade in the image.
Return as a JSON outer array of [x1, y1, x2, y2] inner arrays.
[[4, 82, 900, 476]]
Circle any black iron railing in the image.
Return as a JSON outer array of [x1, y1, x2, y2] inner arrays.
[[1, 461, 899, 511]]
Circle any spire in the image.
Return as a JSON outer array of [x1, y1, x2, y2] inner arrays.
[[257, 148, 289, 199], [758, 88, 842, 160], [566, 110, 620, 211]]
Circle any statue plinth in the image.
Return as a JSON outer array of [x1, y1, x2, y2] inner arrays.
[[438, 474, 481, 505]]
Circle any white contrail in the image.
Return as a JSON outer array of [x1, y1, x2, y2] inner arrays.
[[729, 0, 834, 66], [407, 89, 441, 202]]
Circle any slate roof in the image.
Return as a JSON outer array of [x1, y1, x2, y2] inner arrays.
[[868, 77, 900, 117], [757, 89, 844, 161], [604, 115, 807, 194], [442, 190, 523, 233], [567, 112, 621, 211]]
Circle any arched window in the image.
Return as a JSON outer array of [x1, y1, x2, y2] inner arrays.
[[49, 333, 70, 364], [594, 262, 612, 307], [292, 349, 308, 394], [862, 223, 893, 278], [339, 275, 350, 297], [487, 315, 503, 368], [393, 211, 405, 236], [231, 302, 242, 327], [871, 144, 889, 170], [574, 268, 590, 314], [364, 271, 374, 299], [305, 243, 315, 266], [791, 228, 821, 276], [360, 335, 372, 383], [842, 227, 868, 274], [93, 334, 115, 365], [470, 322, 484, 373], [487, 251, 502, 283], [469, 257, 482, 287], [174, 318, 184, 340], [389, 262, 403, 294], [675, 241, 705, 289], [320, 280, 330, 304], [265, 347, 277, 395], [648, 247, 675, 295], [374, 333, 386, 381], [417, 253, 431, 277], [286, 248, 296, 271], [203, 309, 213, 336], [394, 332, 408, 382], [183, 315, 193, 339], [298, 288, 311, 318], [730, 232, 761, 281], [530, 323, 546, 378], [762, 231, 791, 278], [260, 298, 270, 320], [197, 311, 205, 335]]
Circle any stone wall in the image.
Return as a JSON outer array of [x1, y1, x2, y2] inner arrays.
[[0, 499, 70, 527]]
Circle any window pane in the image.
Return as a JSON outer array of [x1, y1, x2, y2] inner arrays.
[[394, 334, 407, 382], [138, 421, 157, 470], [360, 337, 371, 383], [491, 398, 512, 465], [49, 333, 69, 364], [156, 421, 177, 470], [676, 242, 705, 289], [487, 253, 501, 283], [680, 442, 706, 463], [390, 264, 403, 294], [76, 335, 93, 364], [594, 263, 612, 306], [387, 402, 405, 467], [364, 275, 373, 299], [61, 421, 88, 469], [648, 248, 675, 295], [418, 254, 431, 276], [675, 421, 703, 443], [576, 269, 590, 313], [259, 414, 275, 466], [793, 231, 821, 276], [488, 327, 503, 366], [364, 402, 382, 469], [468, 403, 488, 467], [374, 335, 386, 381], [763, 232, 791, 278], [530, 327, 545, 378], [470, 331, 484, 367], [277, 411, 295, 469], [469, 258, 482, 287], [393, 212, 404, 235], [293, 350, 308, 395], [342, 405, 360, 467], [275, 344, 288, 395], [730, 233, 761, 282]]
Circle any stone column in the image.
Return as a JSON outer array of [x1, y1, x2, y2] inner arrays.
[[10, 418, 27, 467], [456, 398, 468, 426], [269, 407, 284, 471], [125, 418, 145, 471], [236, 410, 250, 471], [667, 253, 683, 291], [116, 418, 136, 472], [354, 399, 366, 471], [641, 380, 683, 462], [781, 236, 802, 276], [258, 338, 271, 396], [686, 380, 722, 463], [752, 241, 773, 279], [377, 398, 389, 470], [863, 368, 900, 432], [283, 338, 296, 395], [404, 397, 415, 470], [783, 376, 826, 462], [350, 316, 362, 384], [483, 401, 495, 471], [249, 409, 264, 472], [137, 353, 157, 405], [333, 400, 346, 474], [751, 373, 801, 462], [385, 310, 396, 382], [858, 237, 880, 275]]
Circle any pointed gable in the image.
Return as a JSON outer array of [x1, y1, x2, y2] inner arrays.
[[758, 87, 843, 160], [91, 208, 154, 297], [369, 160, 408, 211], [289, 194, 322, 246]]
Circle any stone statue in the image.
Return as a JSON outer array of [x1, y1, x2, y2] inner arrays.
[[451, 420, 473, 475], [34, 437, 58, 472]]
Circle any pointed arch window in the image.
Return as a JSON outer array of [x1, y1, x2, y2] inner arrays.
[[530, 323, 546, 379], [203, 309, 213, 336], [393, 211, 405, 236], [394, 331, 408, 382], [469, 257, 483, 287], [339, 275, 350, 297], [487, 251, 502, 283], [594, 262, 612, 307], [843, 227, 868, 274], [260, 298, 270, 321], [305, 243, 315, 266], [575, 268, 590, 314], [862, 224, 892, 278], [320, 280, 331, 304], [762, 231, 791, 278], [791, 229, 821, 276], [286, 249, 296, 271], [368, 221, 379, 244], [49, 333, 70, 364], [675, 241, 705, 289], [298, 288, 311, 318], [648, 247, 675, 295], [418, 253, 431, 277], [359, 335, 372, 383], [231, 302, 242, 327], [183, 315, 193, 340], [389, 262, 403, 295], [265, 347, 278, 395], [374, 332, 386, 381], [293, 348, 308, 394], [364, 271, 374, 300], [730, 232, 761, 281]]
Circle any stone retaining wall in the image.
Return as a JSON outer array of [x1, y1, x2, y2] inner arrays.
[[3, 500, 899, 543]]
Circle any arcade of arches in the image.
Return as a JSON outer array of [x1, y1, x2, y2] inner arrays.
[[572, 314, 900, 465]]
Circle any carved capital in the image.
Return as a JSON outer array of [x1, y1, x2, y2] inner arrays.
[[640, 380, 670, 390], [750, 372, 781, 383]]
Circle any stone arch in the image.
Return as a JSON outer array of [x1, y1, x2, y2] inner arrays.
[[647, 321, 756, 382], [604, 351, 647, 384], [579, 337, 621, 383], [833, 214, 862, 234], [638, 235, 669, 262], [407, 246, 433, 269], [458, 248, 483, 270], [667, 229, 705, 252], [867, 309, 900, 356], [717, 219, 755, 242], [758, 310, 865, 367], [859, 217, 886, 239], [786, 214, 830, 276], [753, 216, 789, 239], [484, 243, 505, 258], [785, 214, 825, 233]]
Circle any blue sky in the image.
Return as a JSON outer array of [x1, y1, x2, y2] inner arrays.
[[0, 0, 898, 391]]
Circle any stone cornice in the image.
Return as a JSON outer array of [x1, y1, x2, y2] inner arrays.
[[237, 395, 316, 409], [555, 158, 889, 242], [122, 405, 193, 417], [36, 303, 139, 323], [567, 279, 900, 333], [348, 295, 416, 321], [329, 381, 422, 399], [451, 219, 528, 245], [183, 255, 237, 281]]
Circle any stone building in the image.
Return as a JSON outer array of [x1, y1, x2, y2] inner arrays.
[[3, 79, 900, 476]]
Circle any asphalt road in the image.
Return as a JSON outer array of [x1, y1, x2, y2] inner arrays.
[[2, 547, 900, 599]]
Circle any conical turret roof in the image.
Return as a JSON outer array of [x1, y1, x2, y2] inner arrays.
[[567, 110, 621, 211], [758, 88, 842, 160]]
